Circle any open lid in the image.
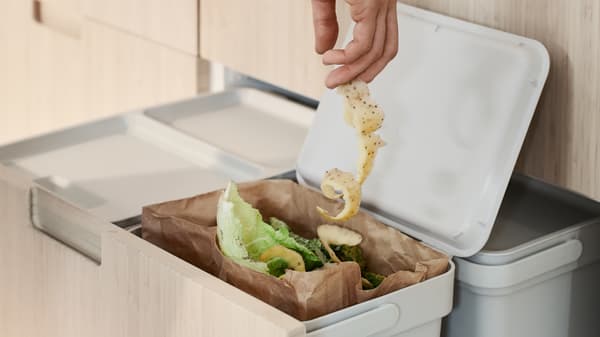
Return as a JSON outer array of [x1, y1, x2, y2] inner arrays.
[[297, 4, 550, 257]]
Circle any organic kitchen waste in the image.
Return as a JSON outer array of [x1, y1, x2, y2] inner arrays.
[[142, 179, 449, 320], [141, 80, 449, 320], [317, 80, 385, 222], [217, 181, 386, 289]]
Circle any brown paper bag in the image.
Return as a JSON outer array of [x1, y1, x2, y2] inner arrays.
[[141, 180, 449, 321]]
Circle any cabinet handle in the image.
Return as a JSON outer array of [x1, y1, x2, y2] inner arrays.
[[33, 0, 82, 38], [30, 186, 103, 264]]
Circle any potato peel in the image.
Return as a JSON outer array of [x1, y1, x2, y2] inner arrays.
[[317, 169, 361, 222], [318, 80, 386, 222], [357, 133, 386, 184]]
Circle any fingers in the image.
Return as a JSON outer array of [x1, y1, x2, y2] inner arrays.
[[312, 0, 339, 54], [321, 7, 378, 65], [325, 2, 388, 88], [357, 0, 398, 82]]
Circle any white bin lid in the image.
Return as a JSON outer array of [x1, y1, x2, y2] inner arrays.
[[297, 4, 550, 257]]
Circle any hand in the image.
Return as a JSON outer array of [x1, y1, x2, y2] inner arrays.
[[311, 0, 399, 89]]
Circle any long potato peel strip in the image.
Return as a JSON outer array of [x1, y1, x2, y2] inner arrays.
[[318, 80, 385, 221], [317, 169, 361, 222]]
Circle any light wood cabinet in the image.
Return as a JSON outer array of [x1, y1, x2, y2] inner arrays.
[[0, 0, 207, 146], [200, 0, 351, 100], [200, 0, 600, 202], [0, 167, 102, 337], [83, 0, 198, 54], [0, 165, 305, 337]]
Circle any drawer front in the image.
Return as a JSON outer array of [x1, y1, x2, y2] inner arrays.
[[0, 0, 204, 145], [83, 0, 198, 55], [0, 165, 305, 337], [83, 20, 204, 118], [101, 230, 305, 337], [200, 0, 351, 100], [0, 166, 102, 337]]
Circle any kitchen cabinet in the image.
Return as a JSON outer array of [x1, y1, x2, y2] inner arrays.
[[200, 0, 351, 100], [0, 164, 305, 337], [84, 0, 198, 54], [0, 166, 102, 337], [199, 0, 600, 203], [0, 83, 315, 336], [0, 0, 208, 146]]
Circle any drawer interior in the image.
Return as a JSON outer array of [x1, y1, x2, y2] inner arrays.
[[0, 89, 312, 223], [145, 89, 313, 170]]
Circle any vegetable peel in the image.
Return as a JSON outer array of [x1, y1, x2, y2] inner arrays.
[[318, 80, 385, 222], [260, 245, 305, 272], [317, 169, 361, 222], [317, 224, 363, 263]]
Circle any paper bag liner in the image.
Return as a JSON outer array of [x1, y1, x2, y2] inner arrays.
[[141, 179, 449, 321]]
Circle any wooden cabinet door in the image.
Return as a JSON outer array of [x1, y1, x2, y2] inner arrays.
[[0, 0, 205, 146], [83, 0, 198, 55], [25, 0, 88, 141], [0, 0, 29, 142], [100, 229, 305, 337], [200, 0, 351, 100], [0, 166, 102, 337], [0, 165, 305, 337], [82, 20, 204, 119]]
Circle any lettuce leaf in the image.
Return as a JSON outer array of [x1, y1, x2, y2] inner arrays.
[[217, 181, 273, 273], [217, 182, 325, 275]]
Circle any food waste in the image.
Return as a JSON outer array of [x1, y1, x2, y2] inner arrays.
[[217, 181, 386, 289], [317, 80, 385, 222]]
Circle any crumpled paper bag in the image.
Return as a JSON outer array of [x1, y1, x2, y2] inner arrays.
[[141, 179, 449, 321]]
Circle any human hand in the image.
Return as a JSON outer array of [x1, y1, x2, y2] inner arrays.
[[311, 0, 398, 89]]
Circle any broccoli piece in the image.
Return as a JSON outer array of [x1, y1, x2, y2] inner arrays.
[[268, 217, 325, 271], [364, 271, 386, 288], [266, 257, 289, 277], [333, 245, 366, 271], [289, 232, 329, 263]]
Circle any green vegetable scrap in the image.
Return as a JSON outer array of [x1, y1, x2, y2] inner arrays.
[[216, 181, 271, 273], [216, 182, 387, 288], [332, 244, 386, 289], [363, 272, 386, 289], [333, 245, 366, 271], [266, 257, 289, 277], [217, 182, 326, 276], [270, 217, 327, 270]]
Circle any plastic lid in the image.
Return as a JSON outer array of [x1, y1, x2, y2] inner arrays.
[[296, 4, 550, 257]]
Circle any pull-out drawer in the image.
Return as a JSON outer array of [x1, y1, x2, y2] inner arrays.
[[0, 88, 314, 337], [0, 166, 304, 337], [0, 86, 456, 337]]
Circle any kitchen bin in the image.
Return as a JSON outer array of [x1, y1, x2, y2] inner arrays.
[[444, 174, 600, 337], [0, 3, 552, 337]]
